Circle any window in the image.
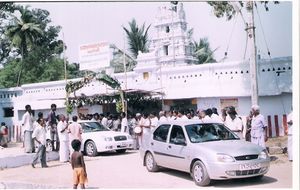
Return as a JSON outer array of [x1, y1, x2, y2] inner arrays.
[[153, 125, 171, 142], [164, 45, 169, 56], [3, 107, 14, 117], [166, 26, 170, 33], [143, 72, 149, 80], [170, 125, 186, 145]]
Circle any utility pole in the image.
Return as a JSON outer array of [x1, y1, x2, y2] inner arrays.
[[62, 31, 69, 116], [122, 30, 127, 114], [246, 1, 259, 106]]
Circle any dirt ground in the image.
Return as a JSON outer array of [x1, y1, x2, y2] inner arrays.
[[266, 136, 289, 164]]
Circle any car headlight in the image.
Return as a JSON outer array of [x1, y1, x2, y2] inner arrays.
[[104, 137, 113, 141], [258, 150, 268, 159], [217, 153, 235, 162]]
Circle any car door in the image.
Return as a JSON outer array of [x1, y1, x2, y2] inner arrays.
[[150, 124, 171, 167], [166, 125, 190, 172]]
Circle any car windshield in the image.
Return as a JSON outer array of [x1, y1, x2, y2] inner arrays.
[[185, 123, 239, 143], [80, 122, 110, 132]]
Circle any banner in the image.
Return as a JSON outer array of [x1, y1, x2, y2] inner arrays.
[[79, 42, 111, 71]]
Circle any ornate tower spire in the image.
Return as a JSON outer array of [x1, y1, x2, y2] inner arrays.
[[149, 2, 196, 66]]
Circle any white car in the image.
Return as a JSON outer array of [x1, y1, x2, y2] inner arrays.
[[46, 120, 134, 156], [140, 120, 270, 186]]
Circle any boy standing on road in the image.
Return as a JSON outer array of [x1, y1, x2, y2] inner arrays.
[[71, 139, 87, 189], [31, 118, 48, 168]]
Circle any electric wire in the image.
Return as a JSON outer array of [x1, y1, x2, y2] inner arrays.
[[254, 3, 288, 115]]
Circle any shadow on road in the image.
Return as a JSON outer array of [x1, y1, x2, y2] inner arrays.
[[156, 168, 278, 187], [96, 150, 138, 157], [210, 176, 277, 188]]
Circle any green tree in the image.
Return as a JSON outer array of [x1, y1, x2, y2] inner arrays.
[[0, 6, 73, 88], [123, 19, 151, 58], [0, 2, 16, 64], [207, 1, 279, 21], [5, 5, 43, 86], [193, 38, 217, 64]]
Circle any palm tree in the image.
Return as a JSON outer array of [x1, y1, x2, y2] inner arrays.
[[193, 38, 217, 64], [123, 19, 151, 58], [5, 5, 43, 86]]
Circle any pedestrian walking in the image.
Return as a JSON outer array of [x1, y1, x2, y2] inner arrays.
[[31, 118, 48, 168], [21, 105, 35, 153], [250, 105, 267, 148], [71, 139, 88, 189], [57, 114, 70, 162], [287, 110, 293, 161], [47, 104, 59, 151]]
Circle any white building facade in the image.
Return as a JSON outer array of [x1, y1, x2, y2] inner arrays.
[[0, 3, 292, 140]]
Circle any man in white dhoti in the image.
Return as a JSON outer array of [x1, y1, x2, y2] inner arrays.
[[21, 105, 35, 153], [57, 114, 70, 162], [250, 105, 266, 148]]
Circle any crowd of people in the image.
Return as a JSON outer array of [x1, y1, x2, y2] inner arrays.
[[18, 102, 292, 169], [21, 103, 87, 188], [73, 105, 270, 150], [10, 102, 293, 188]]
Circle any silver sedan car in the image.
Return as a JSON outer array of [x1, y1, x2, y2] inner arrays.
[[140, 120, 270, 186]]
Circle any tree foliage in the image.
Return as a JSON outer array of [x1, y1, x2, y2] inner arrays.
[[207, 1, 279, 21], [123, 19, 151, 58], [0, 2, 16, 64], [193, 38, 217, 64], [0, 5, 82, 88]]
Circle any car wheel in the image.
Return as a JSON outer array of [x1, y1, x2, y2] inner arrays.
[[145, 152, 159, 172], [84, 141, 97, 157], [116, 149, 126, 154], [46, 139, 53, 152], [192, 160, 211, 186]]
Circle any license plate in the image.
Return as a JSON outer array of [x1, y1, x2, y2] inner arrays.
[[239, 163, 261, 170], [120, 142, 127, 147]]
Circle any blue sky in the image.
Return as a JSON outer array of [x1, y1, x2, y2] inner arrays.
[[24, 1, 293, 64]]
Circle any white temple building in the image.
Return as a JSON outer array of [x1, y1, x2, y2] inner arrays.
[[0, 3, 293, 140]]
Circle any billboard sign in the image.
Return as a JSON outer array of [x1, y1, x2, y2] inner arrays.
[[79, 42, 111, 71]]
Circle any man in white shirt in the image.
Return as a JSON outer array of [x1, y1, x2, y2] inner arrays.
[[211, 107, 223, 123], [176, 110, 189, 121], [150, 112, 159, 131], [250, 105, 266, 148], [224, 107, 243, 138], [140, 113, 151, 150], [101, 113, 108, 128], [158, 111, 168, 123], [32, 118, 48, 168], [21, 105, 35, 153], [68, 116, 83, 155], [120, 112, 128, 133], [57, 114, 70, 162], [202, 109, 213, 123]]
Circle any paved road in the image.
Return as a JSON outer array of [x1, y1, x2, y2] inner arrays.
[[0, 150, 293, 189]]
